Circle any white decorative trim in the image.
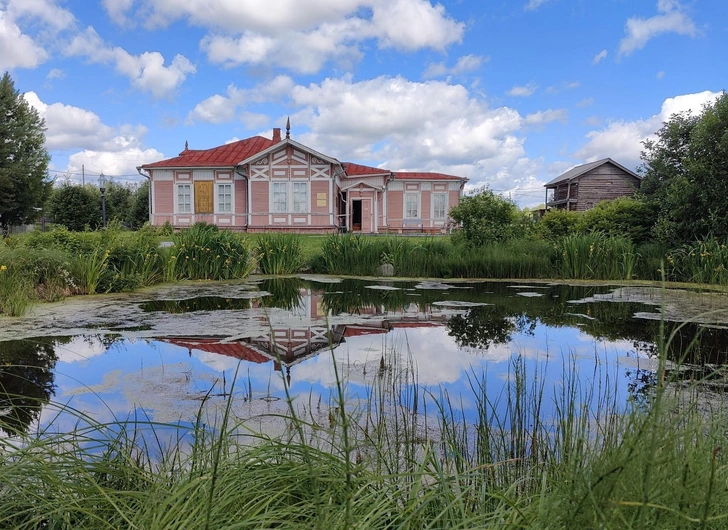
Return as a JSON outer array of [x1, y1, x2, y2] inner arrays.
[[176, 171, 191, 180], [217, 171, 232, 180], [273, 217, 286, 223], [434, 183, 447, 191], [293, 217, 306, 223], [421, 182, 431, 191], [175, 182, 193, 215], [311, 157, 326, 165], [388, 181, 403, 191], [193, 170, 214, 181], [153, 170, 173, 181], [214, 182, 235, 215], [254, 157, 269, 165], [406, 183, 419, 191], [448, 182, 461, 191]]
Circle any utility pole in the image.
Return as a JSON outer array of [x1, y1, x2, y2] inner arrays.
[[82, 164, 85, 186]]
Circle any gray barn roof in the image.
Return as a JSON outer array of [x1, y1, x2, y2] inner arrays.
[[545, 158, 641, 187]]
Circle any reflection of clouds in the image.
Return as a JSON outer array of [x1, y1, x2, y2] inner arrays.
[[54, 336, 108, 363]]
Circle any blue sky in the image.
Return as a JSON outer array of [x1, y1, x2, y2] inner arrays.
[[3, 0, 726, 206]]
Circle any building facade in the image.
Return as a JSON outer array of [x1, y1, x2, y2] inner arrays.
[[544, 158, 641, 212], [139, 126, 467, 233]]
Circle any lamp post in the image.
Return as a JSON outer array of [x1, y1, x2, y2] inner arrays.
[[99, 172, 107, 229]]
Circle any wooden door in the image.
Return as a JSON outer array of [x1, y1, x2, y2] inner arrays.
[[194, 181, 213, 214], [362, 199, 372, 233]]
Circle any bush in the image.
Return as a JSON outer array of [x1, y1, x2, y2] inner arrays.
[[47, 184, 100, 231], [449, 188, 522, 247], [577, 197, 657, 244], [534, 209, 580, 243]]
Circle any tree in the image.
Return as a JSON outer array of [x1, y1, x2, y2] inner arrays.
[[449, 187, 522, 246], [639, 92, 728, 243], [47, 184, 100, 231], [127, 181, 150, 229], [576, 197, 657, 244], [0, 72, 51, 235]]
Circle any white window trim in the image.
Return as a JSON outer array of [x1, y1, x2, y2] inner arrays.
[[404, 192, 421, 219], [176, 183, 193, 214], [292, 182, 309, 213], [215, 182, 234, 214], [269, 181, 310, 214], [432, 192, 448, 219]]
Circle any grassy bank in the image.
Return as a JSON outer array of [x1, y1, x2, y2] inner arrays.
[[0, 344, 726, 529], [2, 225, 727, 317]]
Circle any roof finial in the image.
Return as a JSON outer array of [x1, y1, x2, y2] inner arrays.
[[285, 116, 290, 139], [184, 140, 188, 151]]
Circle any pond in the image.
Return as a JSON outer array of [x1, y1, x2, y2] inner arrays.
[[1, 277, 728, 438]]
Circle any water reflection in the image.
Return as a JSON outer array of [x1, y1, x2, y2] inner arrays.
[[0, 338, 59, 435], [1, 277, 728, 435]]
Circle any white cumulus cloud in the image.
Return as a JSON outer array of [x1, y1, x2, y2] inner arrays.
[[423, 54, 487, 78], [0, 9, 48, 70], [65, 26, 196, 98], [575, 90, 722, 168], [592, 49, 608, 64], [619, 0, 698, 57]]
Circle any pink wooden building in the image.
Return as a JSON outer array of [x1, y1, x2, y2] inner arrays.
[[138, 124, 467, 234]]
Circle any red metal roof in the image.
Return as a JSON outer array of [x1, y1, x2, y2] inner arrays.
[[164, 338, 270, 364], [141, 136, 276, 169], [342, 162, 391, 176], [394, 171, 466, 181]]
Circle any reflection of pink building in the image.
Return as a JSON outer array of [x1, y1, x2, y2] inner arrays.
[[138, 124, 467, 234]]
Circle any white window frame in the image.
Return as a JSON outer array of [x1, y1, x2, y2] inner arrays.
[[216, 183, 233, 213], [292, 182, 309, 213], [404, 192, 420, 219], [432, 192, 448, 219], [272, 182, 287, 213], [176, 183, 192, 213]]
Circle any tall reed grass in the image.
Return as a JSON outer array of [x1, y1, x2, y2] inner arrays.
[[558, 232, 636, 280], [255, 233, 304, 275], [0, 263, 33, 316], [169, 222, 256, 281], [1, 322, 726, 528]]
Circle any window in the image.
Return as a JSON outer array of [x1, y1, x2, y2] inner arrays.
[[272, 182, 287, 213], [433, 193, 447, 219], [292, 182, 308, 213], [405, 193, 419, 218], [218, 184, 232, 213], [177, 184, 191, 213]]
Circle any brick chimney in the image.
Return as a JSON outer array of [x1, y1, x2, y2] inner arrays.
[[272, 128, 281, 142]]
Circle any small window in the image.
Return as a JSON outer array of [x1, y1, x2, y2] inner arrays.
[[586, 201, 594, 210], [272, 182, 287, 213], [292, 182, 308, 213], [405, 193, 419, 219], [218, 184, 232, 213], [433, 193, 447, 219], [177, 184, 191, 213]]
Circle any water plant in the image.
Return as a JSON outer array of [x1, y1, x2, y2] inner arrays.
[[0, 263, 33, 316], [255, 233, 304, 275], [558, 232, 636, 280], [169, 222, 256, 280]]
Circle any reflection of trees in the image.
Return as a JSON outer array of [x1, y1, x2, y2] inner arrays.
[[447, 307, 537, 350], [0, 339, 58, 436], [259, 278, 304, 310], [141, 297, 253, 313]]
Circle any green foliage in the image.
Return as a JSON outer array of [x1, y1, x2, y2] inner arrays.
[[558, 232, 636, 280], [47, 184, 100, 231], [449, 188, 522, 246], [534, 208, 580, 242], [666, 237, 728, 285], [0, 263, 33, 316], [256, 233, 304, 275], [577, 197, 657, 244], [0, 72, 52, 235], [71, 248, 110, 295], [127, 181, 150, 229], [640, 92, 728, 243], [170, 222, 255, 280]]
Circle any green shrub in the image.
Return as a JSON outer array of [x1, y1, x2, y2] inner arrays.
[[534, 209, 581, 242], [667, 237, 728, 285], [449, 188, 523, 247], [577, 197, 657, 244]]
